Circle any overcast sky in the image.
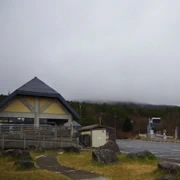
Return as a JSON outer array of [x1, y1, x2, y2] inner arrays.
[[0, 0, 180, 105]]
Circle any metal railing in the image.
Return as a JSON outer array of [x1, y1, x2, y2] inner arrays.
[[0, 124, 78, 149]]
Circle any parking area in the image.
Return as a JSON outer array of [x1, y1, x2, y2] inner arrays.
[[117, 139, 180, 162]]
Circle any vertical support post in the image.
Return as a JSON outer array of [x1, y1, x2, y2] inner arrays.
[[34, 97, 40, 128], [76, 137, 79, 146], [23, 134, 26, 150], [2, 133, 4, 150], [68, 115, 73, 138]]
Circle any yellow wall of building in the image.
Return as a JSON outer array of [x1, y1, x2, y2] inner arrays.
[[43, 102, 65, 114], [40, 97, 52, 108], [2, 96, 67, 115], [3, 99, 31, 113], [24, 97, 35, 107]]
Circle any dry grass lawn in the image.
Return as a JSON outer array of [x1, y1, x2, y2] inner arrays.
[[58, 152, 166, 180], [1, 150, 179, 180], [0, 156, 68, 180]]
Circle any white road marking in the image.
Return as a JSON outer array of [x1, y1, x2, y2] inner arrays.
[[158, 154, 180, 157], [172, 149, 180, 152]]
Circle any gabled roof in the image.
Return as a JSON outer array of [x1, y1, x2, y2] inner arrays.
[[79, 124, 115, 132], [0, 77, 79, 119]]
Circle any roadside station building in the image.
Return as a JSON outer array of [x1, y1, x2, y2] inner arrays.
[[0, 77, 79, 130]]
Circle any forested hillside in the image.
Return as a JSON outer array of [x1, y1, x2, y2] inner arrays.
[[0, 94, 180, 136], [69, 101, 180, 136]]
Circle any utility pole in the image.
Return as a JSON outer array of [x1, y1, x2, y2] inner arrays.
[[114, 115, 117, 139], [79, 103, 82, 119], [99, 113, 102, 125]]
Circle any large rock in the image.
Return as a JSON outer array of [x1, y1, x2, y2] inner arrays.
[[63, 146, 80, 153], [156, 176, 177, 180], [158, 161, 180, 174], [3, 149, 31, 159], [92, 148, 119, 164], [101, 140, 120, 153], [3, 149, 14, 156], [15, 160, 35, 169], [127, 150, 155, 159]]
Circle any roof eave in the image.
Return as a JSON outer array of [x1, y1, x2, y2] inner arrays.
[[0, 90, 80, 120]]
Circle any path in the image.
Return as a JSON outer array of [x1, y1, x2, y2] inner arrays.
[[36, 154, 107, 180]]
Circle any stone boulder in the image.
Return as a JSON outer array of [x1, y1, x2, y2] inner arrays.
[[156, 175, 177, 180], [14, 160, 35, 169], [101, 140, 120, 153], [3, 149, 14, 156], [127, 150, 155, 159], [158, 161, 180, 174], [92, 148, 119, 164], [3, 149, 31, 159], [63, 146, 80, 153]]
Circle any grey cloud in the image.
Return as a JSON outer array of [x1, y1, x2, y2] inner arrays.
[[0, 0, 180, 105]]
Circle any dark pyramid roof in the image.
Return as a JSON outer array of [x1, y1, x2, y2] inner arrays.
[[0, 77, 79, 119], [17, 77, 58, 95]]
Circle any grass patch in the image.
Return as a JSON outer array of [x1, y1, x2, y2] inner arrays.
[[58, 151, 167, 180], [0, 153, 68, 180], [119, 153, 157, 165], [2, 149, 179, 180]]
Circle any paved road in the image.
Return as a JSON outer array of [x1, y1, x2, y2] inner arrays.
[[117, 139, 180, 162]]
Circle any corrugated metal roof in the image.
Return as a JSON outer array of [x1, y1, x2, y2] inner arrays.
[[0, 77, 80, 119]]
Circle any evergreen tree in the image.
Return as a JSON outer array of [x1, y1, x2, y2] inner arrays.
[[122, 117, 133, 132]]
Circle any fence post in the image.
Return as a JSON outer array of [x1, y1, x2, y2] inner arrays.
[[20, 127, 23, 139], [76, 137, 79, 146], [60, 135, 63, 148], [2, 133, 4, 150], [23, 134, 26, 150], [175, 127, 178, 140], [55, 129, 57, 141], [43, 135, 45, 148]]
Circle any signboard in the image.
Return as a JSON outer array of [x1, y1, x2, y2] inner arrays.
[[152, 117, 161, 124]]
